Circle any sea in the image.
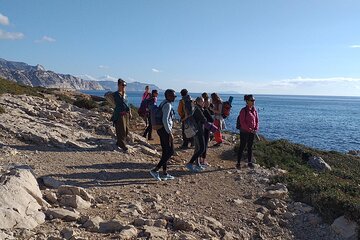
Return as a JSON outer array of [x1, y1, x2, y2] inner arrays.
[[82, 90, 360, 153]]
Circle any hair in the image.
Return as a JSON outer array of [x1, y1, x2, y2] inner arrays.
[[151, 89, 158, 95], [211, 93, 220, 103], [145, 85, 149, 90], [164, 89, 176, 100], [202, 92, 209, 100], [118, 78, 126, 85], [195, 97, 204, 105], [244, 94, 254, 101], [180, 89, 188, 97]]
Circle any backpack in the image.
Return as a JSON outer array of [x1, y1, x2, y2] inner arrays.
[[222, 101, 232, 118], [104, 91, 115, 107], [138, 98, 153, 118], [236, 107, 248, 130], [150, 101, 167, 130], [178, 96, 193, 120], [221, 96, 233, 119]]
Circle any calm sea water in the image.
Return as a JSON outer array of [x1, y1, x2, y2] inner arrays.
[[83, 90, 360, 153]]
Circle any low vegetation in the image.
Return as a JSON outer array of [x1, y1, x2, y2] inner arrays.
[[0, 78, 51, 97], [0, 105, 5, 114], [247, 138, 360, 225], [73, 97, 99, 110]]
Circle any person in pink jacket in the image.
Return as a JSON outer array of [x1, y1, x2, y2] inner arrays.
[[236, 94, 259, 169]]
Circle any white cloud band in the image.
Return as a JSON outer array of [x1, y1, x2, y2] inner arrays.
[[0, 29, 24, 40], [0, 13, 9, 26]]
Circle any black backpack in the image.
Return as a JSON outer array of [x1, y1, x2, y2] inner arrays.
[[236, 107, 248, 130]]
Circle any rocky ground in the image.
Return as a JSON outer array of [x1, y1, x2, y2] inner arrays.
[[0, 93, 356, 240]]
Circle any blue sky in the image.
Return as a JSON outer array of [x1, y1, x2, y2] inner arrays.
[[1, 0, 360, 96]]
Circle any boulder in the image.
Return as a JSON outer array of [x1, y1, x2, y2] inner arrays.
[[173, 217, 195, 231], [331, 216, 358, 240], [83, 216, 103, 232], [58, 185, 94, 202], [263, 183, 288, 199], [45, 208, 80, 222], [41, 176, 64, 189], [308, 156, 332, 172], [142, 226, 168, 239], [59, 195, 91, 209], [0, 165, 46, 229]]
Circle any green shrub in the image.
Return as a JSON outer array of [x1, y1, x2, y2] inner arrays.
[[73, 97, 98, 110], [245, 138, 360, 225], [0, 106, 5, 114], [0, 78, 44, 97], [56, 94, 74, 104]]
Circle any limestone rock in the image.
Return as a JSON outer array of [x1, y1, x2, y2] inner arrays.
[[173, 217, 195, 231], [45, 208, 80, 222], [59, 195, 91, 209], [263, 183, 288, 199], [0, 165, 46, 229], [83, 216, 103, 232], [331, 216, 358, 240], [119, 225, 138, 240], [99, 219, 125, 233], [308, 156, 332, 172], [58, 185, 94, 202], [41, 176, 64, 189], [44, 191, 58, 204], [60, 228, 75, 240], [142, 226, 168, 239]]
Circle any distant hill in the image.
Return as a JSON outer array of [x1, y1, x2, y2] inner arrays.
[[0, 58, 104, 90], [97, 80, 161, 92]]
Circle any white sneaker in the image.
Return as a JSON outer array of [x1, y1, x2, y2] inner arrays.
[[150, 170, 161, 181], [161, 174, 175, 180]]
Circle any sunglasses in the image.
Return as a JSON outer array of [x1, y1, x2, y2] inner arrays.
[[121, 84, 127, 86], [248, 99, 255, 102]]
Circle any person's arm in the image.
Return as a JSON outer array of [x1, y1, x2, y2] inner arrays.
[[194, 107, 206, 124], [254, 110, 259, 131], [162, 103, 172, 134], [212, 103, 222, 114]]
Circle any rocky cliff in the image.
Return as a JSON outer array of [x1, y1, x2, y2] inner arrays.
[[0, 58, 104, 90]]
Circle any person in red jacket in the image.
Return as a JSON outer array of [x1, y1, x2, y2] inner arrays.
[[236, 94, 259, 169]]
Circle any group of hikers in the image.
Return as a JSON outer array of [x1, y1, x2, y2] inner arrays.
[[110, 78, 259, 181]]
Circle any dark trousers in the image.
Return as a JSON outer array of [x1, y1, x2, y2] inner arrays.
[[237, 132, 255, 164], [143, 115, 152, 139], [201, 128, 210, 159], [114, 114, 129, 150], [181, 122, 194, 147], [154, 127, 174, 173], [189, 132, 205, 165]]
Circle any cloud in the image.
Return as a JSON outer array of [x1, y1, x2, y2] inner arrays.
[[35, 35, 56, 43], [152, 68, 161, 73], [271, 77, 360, 87], [98, 65, 109, 69], [77, 74, 98, 81], [0, 13, 9, 25], [0, 29, 24, 40], [349, 45, 360, 48]]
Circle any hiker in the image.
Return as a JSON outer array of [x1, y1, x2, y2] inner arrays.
[[111, 78, 131, 152], [210, 93, 224, 146], [236, 94, 259, 169], [142, 85, 151, 101], [150, 89, 177, 181], [200, 92, 213, 166], [178, 89, 194, 149], [143, 89, 158, 140], [185, 96, 207, 172]]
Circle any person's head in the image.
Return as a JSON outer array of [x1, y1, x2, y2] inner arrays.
[[145, 85, 150, 92], [151, 89, 158, 97], [210, 93, 220, 103], [180, 89, 188, 97], [118, 78, 127, 91], [202, 92, 209, 100], [195, 97, 204, 107], [244, 94, 255, 107], [164, 89, 177, 102]]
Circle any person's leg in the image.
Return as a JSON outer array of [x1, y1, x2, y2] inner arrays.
[[201, 129, 210, 160], [154, 128, 171, 171], [181, 122, 189, 147], [147, 115, 153, 139], [237, 132, 249, 165], [115, 116, 127, 151], [247, 133, 255, 163], [213, 119, 223, 144], [143, 116, 151, 138], [189, 136, 200, 164], [189, 134, 205, 166]]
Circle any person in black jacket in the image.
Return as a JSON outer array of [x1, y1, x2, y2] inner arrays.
[[200, 92, 213, 166], [185, 97, 207, 172]]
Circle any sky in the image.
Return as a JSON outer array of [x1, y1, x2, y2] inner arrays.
[[1, 0, 360, 96]]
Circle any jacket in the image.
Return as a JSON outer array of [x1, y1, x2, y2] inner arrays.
[[240, 106, 259, 133], [111, 91, 129, 122]]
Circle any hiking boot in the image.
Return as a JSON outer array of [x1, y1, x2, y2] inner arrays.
[[161, 173, 175, 181], [236, 163, 241, 170], [201, 160, 210, 167], [185, 163, 193, 172], [248, 162, 255, 169], [150, 170, 161, 181]]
